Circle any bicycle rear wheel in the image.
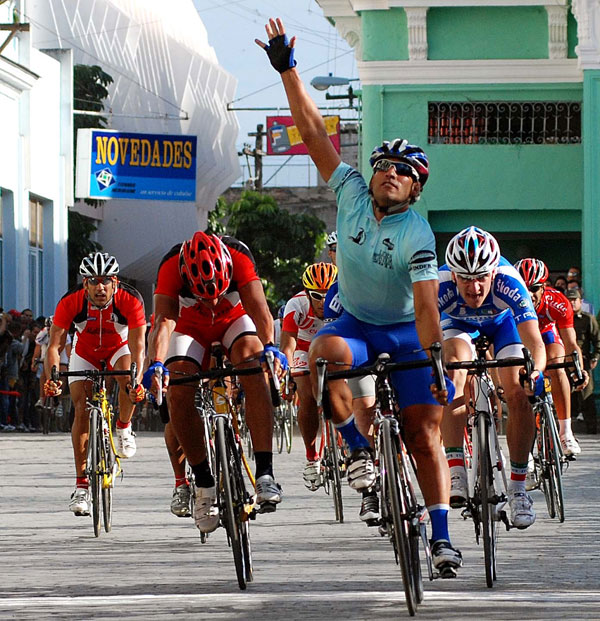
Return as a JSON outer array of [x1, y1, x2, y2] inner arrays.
[[477, 416, 497, 588], [88, 407, 102, 538], [381, 418, 418, 616], [216, 416, 251, 589], [324, 419, 343, 523], [544, 411, 565, 522]]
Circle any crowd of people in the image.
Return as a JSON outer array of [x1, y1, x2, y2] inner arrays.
[[1, 17, 598, 584]]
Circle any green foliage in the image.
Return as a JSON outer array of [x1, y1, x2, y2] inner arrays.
[[67, 212, 102, 287], [206, 196, 228, 235], [214, 191, 327, 307]]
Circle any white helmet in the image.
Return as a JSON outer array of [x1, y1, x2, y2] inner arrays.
[[79, 252, 120, 278], [445, 226, 500, 277], [326, 231, 337, 248]]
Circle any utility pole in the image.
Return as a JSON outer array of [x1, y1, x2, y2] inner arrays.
[[239, 124, 266, 191]]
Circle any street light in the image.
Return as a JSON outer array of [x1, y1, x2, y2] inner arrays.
[[310, 73, 359, 108]]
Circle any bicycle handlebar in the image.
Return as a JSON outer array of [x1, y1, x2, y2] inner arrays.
[[53, 363, 137, 387], [264, 350, 281, 407], [168, 364, 262, 386], [155, 366, 164, 407]]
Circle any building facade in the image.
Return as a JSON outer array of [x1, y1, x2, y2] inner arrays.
[[318, 0, 600, 310], [0, 0, 71, 316]]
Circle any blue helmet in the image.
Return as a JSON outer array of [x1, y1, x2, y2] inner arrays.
[[278, 304, 286, 320], [369, 138, 429, 187]]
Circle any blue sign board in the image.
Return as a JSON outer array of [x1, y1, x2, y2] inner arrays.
[[77, 130, 197, 201]]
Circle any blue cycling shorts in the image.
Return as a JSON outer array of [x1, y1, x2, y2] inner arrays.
[[315, 311, 438, 408]]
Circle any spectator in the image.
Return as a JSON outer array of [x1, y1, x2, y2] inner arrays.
[[553, 275, 568, 293], [567, 288, 600, 434], [1, 321, 24, 430], [18, 321, 42, 431], [567, 266, 582, 283], [567, 280, 595, 314]]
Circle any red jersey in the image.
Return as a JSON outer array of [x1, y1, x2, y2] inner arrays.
[[154, 235, 260, 331], [536, 286, 574, 334], [53, 282, 146, 361]]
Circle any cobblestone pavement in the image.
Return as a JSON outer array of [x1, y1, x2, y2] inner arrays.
[[1, 430, 598, 619]]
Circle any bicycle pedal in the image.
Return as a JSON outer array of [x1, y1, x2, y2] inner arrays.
[[365, 518, 380, 528], [74, 510, 90, 517], [438, 564, 458, 579], [257, 501, 277, 514], [460, 507, 472, 520]]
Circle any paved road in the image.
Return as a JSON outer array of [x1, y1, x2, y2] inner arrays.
[[1, 429, 599, 620]]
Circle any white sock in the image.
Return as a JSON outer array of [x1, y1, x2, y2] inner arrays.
[[559, 418, 572, 438]]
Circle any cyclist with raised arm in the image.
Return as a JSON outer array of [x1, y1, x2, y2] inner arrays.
[[514, 258, 587, 457], [280, 262, 337, 490], [257, 18, 461, 573], [43, 252, 146, 516], [439, 227, 546, 529], [144, 232, 284, 533]]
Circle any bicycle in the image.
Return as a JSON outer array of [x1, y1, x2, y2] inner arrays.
[[445, 336, 533, 588], [52, 364, 137, 537], [316, 344, 447, 616], [170, 348, 271, 590], [529, 352, 583, 523], [273, 370, 295, 454]]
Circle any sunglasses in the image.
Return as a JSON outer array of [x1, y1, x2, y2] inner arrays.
[[373, 158, 415, 178], [328, 246, 337, 252], [308, 290, 327, 302], [87, 276, 114, 286], [528, 285, 543, 293]]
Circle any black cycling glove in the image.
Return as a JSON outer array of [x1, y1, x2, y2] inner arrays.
[[264, 34, 296, 73]]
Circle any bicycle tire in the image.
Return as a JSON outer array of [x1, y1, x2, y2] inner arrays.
[[274, 406, 284, 454], [325, 419, 344, 523], [216, 416, 248, 590], [42, 405, 50, 434], [545, 410, 565, 522], [89, 407, 102, 538], [381, 418, 418, 615], [101, 415, 114, 533], [284, 401, 294, 454], [478, 415, 497, 588]]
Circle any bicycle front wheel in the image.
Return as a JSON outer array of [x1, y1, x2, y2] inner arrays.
[[544, 409, 565, 522], [477, 416, 497, 588], [216, 416, 251, 590], [284, 401, 294, 454], [324, 419, 344, 523], [101, 417, 114, 533], [88, 407, 102, 538], [381, 418, 418, 616]]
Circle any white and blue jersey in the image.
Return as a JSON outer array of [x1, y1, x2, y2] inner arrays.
[[327, 162, 438, 326], [438, 257, 537, 326], [324, 280, 342, 321], [438, 257, 537, 356]]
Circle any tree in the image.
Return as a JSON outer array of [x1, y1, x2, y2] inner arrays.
[[68, 65, 114, 286], [218, 191, 327, 307]]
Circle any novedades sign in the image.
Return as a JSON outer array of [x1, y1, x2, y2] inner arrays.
[[76, 129, 197, 202]]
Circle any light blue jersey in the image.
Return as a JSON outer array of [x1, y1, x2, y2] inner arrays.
[[438, 257, 537, 326], [328, 162, 438, 325]]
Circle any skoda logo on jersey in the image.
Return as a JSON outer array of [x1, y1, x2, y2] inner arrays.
[[518, 299, 528, 308], [496, 281, 522, 303], [350, 228, 366, 245], [382, 238, 395, 251], [95, 168, 116, 190]]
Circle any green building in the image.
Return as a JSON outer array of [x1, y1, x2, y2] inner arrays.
[[318, 0, 600, 310]]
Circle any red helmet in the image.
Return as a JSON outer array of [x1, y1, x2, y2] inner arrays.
[[179, 232, 233, 299], [514, 258, 548, 288]]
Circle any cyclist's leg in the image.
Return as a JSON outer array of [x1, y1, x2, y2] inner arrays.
[[295, 369, 322, 491], [310, 314, 375, 490], [111, 348, 137, 458], [545, 335, 579, 454], [165, 421, 191, 517]]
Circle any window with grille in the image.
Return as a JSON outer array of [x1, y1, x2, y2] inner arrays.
[[428, 101, 581, 145]]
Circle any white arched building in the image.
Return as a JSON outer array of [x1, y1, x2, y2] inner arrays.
[[30, 0, 239, 302]]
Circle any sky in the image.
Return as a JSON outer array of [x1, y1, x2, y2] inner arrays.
[[192, 0, 358, 188]]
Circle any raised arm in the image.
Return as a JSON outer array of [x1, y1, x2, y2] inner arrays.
[[256, 18, 341, 182]]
